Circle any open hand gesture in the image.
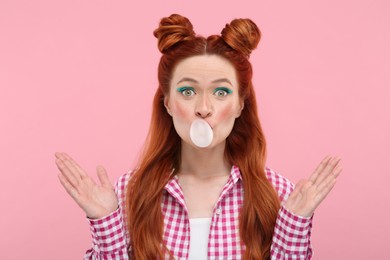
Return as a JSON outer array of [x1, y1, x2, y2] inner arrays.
[[284, 156, 342, 218], [55, 152, 118, 219]]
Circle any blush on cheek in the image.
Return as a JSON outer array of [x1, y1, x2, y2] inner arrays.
[[171, 100, 189, 118], [216, 106, 236, 122]]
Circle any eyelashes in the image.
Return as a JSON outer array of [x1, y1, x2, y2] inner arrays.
[[177, 86, 195, 96], [177, 86, 233, 97], [214, 87, 232, 97]]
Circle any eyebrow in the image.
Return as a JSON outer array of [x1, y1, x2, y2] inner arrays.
[[176, 77, 233, 86]]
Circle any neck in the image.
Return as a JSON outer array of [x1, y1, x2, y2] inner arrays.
[[178, 141, 231, 178]]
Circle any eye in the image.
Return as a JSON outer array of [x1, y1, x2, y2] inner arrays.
[[214, 89, 228, 97], [182, 89, 195, 96], [177, 87, 195, 97], [214, 87, 232, 97]]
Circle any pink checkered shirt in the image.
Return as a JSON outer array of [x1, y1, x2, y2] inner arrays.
[[85, 166, 313, 259]]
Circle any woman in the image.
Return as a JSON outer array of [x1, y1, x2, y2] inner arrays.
[[55, 14, 342, 259]]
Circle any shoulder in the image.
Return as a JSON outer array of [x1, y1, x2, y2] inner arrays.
[[264, 167, 294, 203]]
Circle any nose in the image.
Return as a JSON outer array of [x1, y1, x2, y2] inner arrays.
[[195, 94, 212, 118]]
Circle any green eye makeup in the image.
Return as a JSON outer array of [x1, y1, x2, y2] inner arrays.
[[176, 86, 232, 97], [177, 86, 195, 96], [214, 87, 233, 97], [214, 87, 233, 94]]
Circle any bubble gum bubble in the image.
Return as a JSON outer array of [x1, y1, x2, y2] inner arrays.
[[189, 119, 213, 148]]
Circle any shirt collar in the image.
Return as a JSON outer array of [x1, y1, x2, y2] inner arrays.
[[164, 164, 242, 191]]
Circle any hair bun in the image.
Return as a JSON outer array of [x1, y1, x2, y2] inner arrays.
[[221, 18, 261, 57], [153, 14, 196, 53]]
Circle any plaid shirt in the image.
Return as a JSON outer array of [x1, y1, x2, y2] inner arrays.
[[85, 166, 313, 259]]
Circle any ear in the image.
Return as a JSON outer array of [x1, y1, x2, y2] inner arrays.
[[236, 100, 245, 118], [164, 96, 172, 116]]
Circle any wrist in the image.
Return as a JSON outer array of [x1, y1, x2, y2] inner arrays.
[[86, 206, 119, 220]]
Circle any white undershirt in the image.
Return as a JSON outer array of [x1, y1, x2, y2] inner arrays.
[[188, 217, 212, 260]]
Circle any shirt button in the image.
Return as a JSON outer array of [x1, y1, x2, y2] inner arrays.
[[215, 207, 222, 215]]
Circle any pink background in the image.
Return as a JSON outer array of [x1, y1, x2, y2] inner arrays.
[[1, 0, 389, 259]]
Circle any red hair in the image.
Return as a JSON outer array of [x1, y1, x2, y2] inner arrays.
[[126, 14, 280, 259]]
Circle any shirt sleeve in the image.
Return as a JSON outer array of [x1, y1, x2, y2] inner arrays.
[[265, 167, 313, 260], [271, 206, 313, 259], [83, 171, 132, 260]]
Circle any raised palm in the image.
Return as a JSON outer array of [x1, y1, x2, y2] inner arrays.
[[284, 156, 342, 218], [55, 152, 118, 219]]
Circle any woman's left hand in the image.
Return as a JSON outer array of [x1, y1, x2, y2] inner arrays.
[[284, 156, 342, 218]]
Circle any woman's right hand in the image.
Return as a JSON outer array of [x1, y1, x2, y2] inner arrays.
[[55, 152, 119, 219]]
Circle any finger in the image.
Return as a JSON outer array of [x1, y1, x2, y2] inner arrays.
[[55, 158, 80, 187], [287, 180, 305, 202], [96, 165, 113, 189], [317, 165, 342, 193], [61, 156, 84, 184], [314, 177, 337, 206], [332, 164, 343, 178], [55, 153, 82, 183], [309, 155, 332, 183], [314, 156, 341, 186], [57, 173, 79, 199], [284, 179, 314, 212], [293, 180, 305, 193], [61, 152, 87, 178]]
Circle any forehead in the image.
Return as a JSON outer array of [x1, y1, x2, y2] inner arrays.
[[171, 55, 238, 87]]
